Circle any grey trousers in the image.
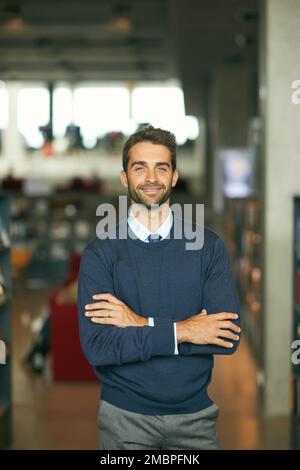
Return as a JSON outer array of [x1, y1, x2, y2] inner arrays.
[[99, 400, 220, 450]]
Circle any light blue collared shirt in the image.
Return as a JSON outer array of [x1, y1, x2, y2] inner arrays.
[[128, 208, 179, 355], [128, 207, 173, 242]]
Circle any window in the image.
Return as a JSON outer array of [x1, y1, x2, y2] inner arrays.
[[17, 87, 49, 148], [132, 85, 199, 144], [0, 82, 8, 130], [53, 86, 73, 138], [73, 85, 131, 140]]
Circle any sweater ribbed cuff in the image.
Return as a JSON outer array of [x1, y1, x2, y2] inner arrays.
[[150, 318, 175, 357]]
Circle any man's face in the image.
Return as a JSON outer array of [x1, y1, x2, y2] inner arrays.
[[120, 141, 179, 209]]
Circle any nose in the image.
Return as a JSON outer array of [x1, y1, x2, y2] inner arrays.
[[145, 167, 159, 183]]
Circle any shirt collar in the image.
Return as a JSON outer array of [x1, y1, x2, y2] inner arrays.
[[128, 207, 173, 243]]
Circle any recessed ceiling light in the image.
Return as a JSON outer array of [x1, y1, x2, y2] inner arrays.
[[112, 3, 132, 31], [112, 16, 132, 31], [3, 17, 26, 31]]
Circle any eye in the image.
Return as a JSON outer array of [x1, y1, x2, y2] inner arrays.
[[158, 167, 167, 171], [135, 167, 144, 171]]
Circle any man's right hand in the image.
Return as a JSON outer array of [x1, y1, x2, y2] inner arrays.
[[176, 310, 240, 349]]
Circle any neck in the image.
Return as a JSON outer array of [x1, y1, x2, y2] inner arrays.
[[130, 201, 170, 232]]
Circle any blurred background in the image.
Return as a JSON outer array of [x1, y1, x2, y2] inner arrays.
[[0, 0, 300, 450]]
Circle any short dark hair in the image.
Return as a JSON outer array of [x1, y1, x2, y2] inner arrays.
[[122, 125, 177, 173]]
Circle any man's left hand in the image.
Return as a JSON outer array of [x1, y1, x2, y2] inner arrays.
[[85, 293, 148, 328]]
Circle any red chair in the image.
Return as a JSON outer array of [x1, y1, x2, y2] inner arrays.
[[50, 288, 98, 382]]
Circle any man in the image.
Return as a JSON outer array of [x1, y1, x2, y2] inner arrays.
[[77, 126, 241, 450]]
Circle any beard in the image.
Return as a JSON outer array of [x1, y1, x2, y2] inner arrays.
[[127, 181, 173, 210]]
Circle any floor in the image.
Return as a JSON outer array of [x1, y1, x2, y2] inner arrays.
[[11, 277, 290, 450]]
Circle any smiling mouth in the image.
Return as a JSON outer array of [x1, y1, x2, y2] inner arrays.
[[141, 187, 162, 194]]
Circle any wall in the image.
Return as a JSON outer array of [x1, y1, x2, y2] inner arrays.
[[261, 0, 300, 416]]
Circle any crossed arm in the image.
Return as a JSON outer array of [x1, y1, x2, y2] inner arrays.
[[77, 238, 241, 367], [85, 292, 240, 350]]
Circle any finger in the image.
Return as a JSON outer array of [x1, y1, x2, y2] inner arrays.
[[214, 312, 239, 321], [220, 321, 241, 333], [218, 330, 240, 341], [90, 317, 120, 326], [213, 338, 234, 348], [92, 293, 124, 305], [85, 309, 115, 318], [85, 301, 116, 311]]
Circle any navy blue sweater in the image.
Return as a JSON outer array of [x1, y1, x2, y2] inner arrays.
[[77, 215, 241, 415]]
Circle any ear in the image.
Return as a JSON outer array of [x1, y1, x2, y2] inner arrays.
[[171, 169, 179, 187], [120, 170, 128, 188]]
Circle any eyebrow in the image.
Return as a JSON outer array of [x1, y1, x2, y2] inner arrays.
[[130, 161, 171, 169]]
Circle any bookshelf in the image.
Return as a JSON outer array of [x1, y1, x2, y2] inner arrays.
[[224, 197, 264, 373], [8, 191, 120, 285], [0, 194, 12, 449]]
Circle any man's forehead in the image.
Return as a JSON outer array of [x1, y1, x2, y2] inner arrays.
[[130, 142, 171, 159]]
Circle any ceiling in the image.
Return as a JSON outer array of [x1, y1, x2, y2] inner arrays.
[[0, 0, 174, 81], [0, 0, 259, 104]]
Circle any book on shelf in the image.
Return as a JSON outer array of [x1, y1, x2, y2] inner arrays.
[[0, 216, 10, 250], [295, 268, 300, 307], [0, 334, 8, 364], [0, 267, 8, 307]]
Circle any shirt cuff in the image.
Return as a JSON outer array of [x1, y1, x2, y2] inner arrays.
[[174, 322, 179, 355], [148, 317, 154, 327]]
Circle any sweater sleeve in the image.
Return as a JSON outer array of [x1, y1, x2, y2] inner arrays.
[[77, 244, 176, 366], [178, 236, 241, 356]]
